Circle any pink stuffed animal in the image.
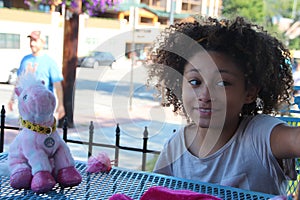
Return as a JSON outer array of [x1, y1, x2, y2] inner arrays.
[[8, 73, 82, 193]]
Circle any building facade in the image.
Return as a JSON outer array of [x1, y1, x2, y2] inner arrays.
[[0, 0, 222, 76]]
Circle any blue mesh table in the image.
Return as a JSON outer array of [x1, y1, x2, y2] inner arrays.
[[0, 153, 275, 200]]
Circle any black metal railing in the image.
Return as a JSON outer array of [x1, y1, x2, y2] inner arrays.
[[0, 105, 160, 171], [62, 120, 160, 171], [0, 105, 19, 153]]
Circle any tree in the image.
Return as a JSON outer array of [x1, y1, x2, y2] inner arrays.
[[222, 0, 265, 24], [264, 0, 299, 19], [264, 0, 300, 50], [222, 0, 300, 50]]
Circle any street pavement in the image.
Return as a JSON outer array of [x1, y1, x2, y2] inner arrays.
[[0, 59, 186, 170]]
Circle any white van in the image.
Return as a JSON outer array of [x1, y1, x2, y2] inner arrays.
[[0, 29, 24, 84], [0, 49, 20, 84], [0, 66, 17, 84]]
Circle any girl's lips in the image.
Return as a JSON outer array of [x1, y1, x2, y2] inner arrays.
[[199, 108, 211, 112], [198, 107, 212, 116]]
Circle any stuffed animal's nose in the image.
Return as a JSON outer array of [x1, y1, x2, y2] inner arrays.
[[35, 91, 56, 113]]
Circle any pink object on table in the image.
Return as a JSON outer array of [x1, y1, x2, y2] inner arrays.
[[86, 152, 112, 173], [109, 186, 221, 200], [140, 186, 221, 200], [109, 193, 134, 200]]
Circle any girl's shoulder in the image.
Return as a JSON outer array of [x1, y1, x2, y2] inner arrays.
[[165, 126, 185, 144], [164, 124, 197, 151], [245, 114, 284, 127], [239, 114, 285, 139]]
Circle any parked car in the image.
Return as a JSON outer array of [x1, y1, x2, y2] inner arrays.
[[77, 51, 116, 68]]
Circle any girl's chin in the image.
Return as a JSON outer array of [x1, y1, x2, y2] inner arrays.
[[196, 117, 225, 129], [195, 118, 211, 128]]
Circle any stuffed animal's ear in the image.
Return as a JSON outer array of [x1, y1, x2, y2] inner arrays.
[[15, 87, 22, 97]]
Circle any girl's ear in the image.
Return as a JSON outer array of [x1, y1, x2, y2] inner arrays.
[[245, 86, 260, 104]]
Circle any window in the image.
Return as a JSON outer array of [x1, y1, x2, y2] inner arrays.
[[0, 33, 20, 49], [141, 17, 153, 24], [43, 36, 49, 50]]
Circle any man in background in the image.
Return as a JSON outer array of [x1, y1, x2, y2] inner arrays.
[[8, 30, 65, 121]]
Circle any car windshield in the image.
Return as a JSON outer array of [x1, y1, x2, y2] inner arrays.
[[91, 52, 113, 58]]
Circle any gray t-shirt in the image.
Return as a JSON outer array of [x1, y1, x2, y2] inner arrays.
[[153, 114, 292, 195]]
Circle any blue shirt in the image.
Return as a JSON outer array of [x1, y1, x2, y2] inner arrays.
[[17, 54, 63, 92]]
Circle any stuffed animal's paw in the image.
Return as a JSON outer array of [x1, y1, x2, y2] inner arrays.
[[31, 171, 56, 193], [10, 168, 32, 190], [57, 166, 82, 188]]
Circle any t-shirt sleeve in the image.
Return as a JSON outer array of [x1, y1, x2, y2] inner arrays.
[[17, 56, 29, 76], [153, 140, 173, 175], [48, 58, 63, 83], [248, 115, 294, 179], [153, 133, 180, 176]]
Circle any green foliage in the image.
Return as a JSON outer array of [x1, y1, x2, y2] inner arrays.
[[222, 0, 300, 50], [264, 0, 297, 19], [289, 38, 300, 50], [222, 0, 265, 23], [145, 155, 158, 172]]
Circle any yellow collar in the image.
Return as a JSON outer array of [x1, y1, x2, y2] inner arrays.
[[20, 117, 56, 134]]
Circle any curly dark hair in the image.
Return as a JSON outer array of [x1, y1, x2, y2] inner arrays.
[[146, 16, 293, 116]]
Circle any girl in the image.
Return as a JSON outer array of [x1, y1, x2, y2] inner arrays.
[[147, 16, 298, 195]]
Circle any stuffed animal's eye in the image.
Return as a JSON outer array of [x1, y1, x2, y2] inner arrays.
[[23, 95, 27, 100]]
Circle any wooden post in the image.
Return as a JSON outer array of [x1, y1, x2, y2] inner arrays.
[[59, 0, 81, 128]]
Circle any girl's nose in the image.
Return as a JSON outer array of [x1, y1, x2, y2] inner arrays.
[[198, 85, 212, 102]]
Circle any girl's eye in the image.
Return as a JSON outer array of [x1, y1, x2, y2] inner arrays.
[[23, 94, 27, 100], [188, 80, 201, 86], [217, 81, 230, 86]]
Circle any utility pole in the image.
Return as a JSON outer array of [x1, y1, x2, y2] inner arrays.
[[129, 4, 136, 111], [292, 0, 298, 19], [169, 0, 175, 25], [58, 0, 81, 128]]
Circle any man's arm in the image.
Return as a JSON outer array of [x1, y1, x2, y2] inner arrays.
[[7, 76, 20, 111], [53, 81, 65, 120], [8, 87, 16, 111]]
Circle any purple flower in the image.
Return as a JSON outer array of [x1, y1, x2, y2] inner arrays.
[[23, 0, 122, 14]]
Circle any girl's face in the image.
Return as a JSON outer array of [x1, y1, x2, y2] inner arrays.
[[182, 51, 256, 129]]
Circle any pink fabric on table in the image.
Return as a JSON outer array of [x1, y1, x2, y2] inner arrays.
[[109, 193, 134, 200], [109, 186, 221, 200], [140, 186, 221, 200]]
